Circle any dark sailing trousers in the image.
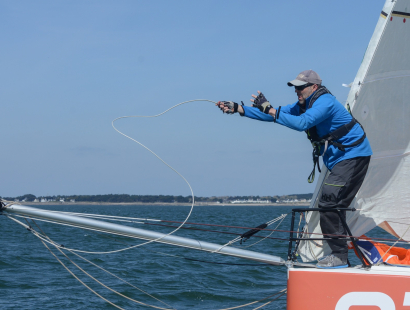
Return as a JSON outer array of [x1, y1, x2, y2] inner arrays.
[[318, 156, 371, 256]]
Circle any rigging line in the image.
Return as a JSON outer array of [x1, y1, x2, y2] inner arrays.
[[29, 219, 176, 310], [160, 220, 292, 232], [297, 212, 410, 244], [8, 214, 154, 254], [92, 230, 270, 266], [14, 211, 410, 247], [216, 289, 287, 310], [266, 213, 289, 226], [251, 291, 287, 310], [144, 222, 289, 241], [38, 238, 126, 310], [67, 249, 177, 309], [240, 214, 288, 249], [182, 257, 267, 266], [11, 211, 409, 246], [12, 207, 163, 222], [377, 223, 410, 265], [213, 214, 289, 252]]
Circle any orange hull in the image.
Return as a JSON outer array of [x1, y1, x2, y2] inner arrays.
[[287, 266, 410, 309]]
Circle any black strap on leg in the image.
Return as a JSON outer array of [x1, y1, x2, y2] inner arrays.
[[308, 144, 322, 183]]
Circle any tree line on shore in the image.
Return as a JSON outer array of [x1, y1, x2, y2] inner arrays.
[[1, 193, 313, 203]]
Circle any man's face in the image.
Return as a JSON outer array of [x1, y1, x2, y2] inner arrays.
[[295, 84, 316, 104]]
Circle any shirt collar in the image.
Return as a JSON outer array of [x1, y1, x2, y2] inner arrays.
[[297, 91, 316, 111], [305, 91, 316, 107]]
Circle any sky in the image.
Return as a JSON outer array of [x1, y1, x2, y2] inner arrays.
[[0, 0, 385, 198]]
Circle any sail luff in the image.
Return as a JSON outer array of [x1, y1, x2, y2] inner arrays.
[[346, 0, 396, 111], [4, 204, 285, 265]]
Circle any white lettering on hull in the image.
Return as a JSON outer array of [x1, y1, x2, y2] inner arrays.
[[336, 292, 395, 309], [404, 292, 410, 306]]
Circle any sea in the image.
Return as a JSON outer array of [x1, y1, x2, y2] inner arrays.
[[0, 204, 388, 310]]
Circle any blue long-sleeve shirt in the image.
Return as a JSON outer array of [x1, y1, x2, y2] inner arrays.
[[242, 92, 372, 170]]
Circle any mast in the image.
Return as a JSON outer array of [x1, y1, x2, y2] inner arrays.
[[4, 204, 285, 265]]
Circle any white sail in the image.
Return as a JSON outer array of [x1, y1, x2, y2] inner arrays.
[[299, 0, 410, 262]]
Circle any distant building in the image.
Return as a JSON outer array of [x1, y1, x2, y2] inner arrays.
[[230, 199, 270, 204], [70, 199, 75, 203], [59, 198, 65, 203]]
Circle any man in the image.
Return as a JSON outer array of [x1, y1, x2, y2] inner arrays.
[[217, 70, 372, 268]]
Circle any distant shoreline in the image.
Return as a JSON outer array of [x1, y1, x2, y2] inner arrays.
[[19, 202, 310, 207]]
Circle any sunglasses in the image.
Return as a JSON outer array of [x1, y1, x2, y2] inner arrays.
[[295, 83, 313, 91]]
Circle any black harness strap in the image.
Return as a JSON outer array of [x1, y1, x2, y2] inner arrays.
[[322, 118, 367, 152], [300, 87, 367, 183]]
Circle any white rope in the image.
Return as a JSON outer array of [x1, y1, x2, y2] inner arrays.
[[266, 214, 288, 226], [107, 99, 217, 249], [2, 199, 21, 208]]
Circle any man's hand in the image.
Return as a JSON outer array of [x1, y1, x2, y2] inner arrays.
[[216, 101, 239, 114], [251, 91, 273, 114]]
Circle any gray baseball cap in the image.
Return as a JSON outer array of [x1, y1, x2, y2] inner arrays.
[[287, 70, 322, 87]]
